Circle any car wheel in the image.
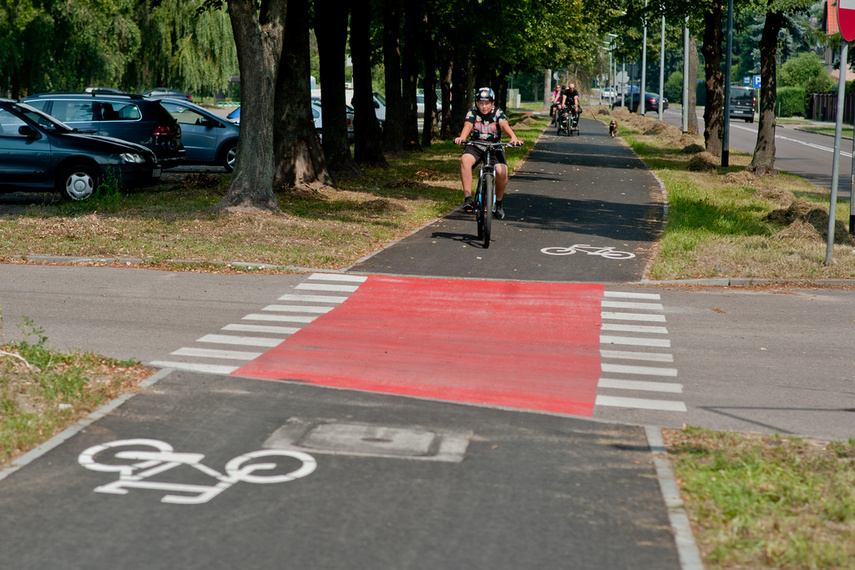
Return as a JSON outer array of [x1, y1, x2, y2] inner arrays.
[[223, 143, 237, 172], [59, 165, 98, 200]]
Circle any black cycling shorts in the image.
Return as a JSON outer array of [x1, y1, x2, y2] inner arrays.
[[463, 144, 507, 167]]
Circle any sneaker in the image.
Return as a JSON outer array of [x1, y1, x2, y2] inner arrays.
[[463, 196, 475, 212], [493, 202, 505, 220]]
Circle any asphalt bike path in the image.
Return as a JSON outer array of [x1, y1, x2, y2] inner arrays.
[[350, 116, 664, 282], [0, 120, 697, 568]]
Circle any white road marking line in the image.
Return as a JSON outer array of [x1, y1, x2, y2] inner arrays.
[[598, 378, 683, 393], [197, 334, 283, 348], [601, 323, 668, 334], [170, 347, 262, 360], [601, 363, 678, 377], [307, 273, 367, 282], [149, 361, 239, 375], [243, 313, 317, 323], [223, 324, 300, 335], [600, 350, 674, 363], [296, 283, 360, 292], [596, 395, 687, 412], [277, 294, 348, 303], [601, 311, 666, 322], [262, 304, 334, 314], [601, 335, 671, 348], [601, 300, 664, 311], [603, 291, 661, 300]]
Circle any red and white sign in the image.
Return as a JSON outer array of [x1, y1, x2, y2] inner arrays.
[[839, 0, 855, 41]]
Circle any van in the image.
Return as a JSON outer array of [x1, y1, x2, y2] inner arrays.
[[730, 86, 756, 123]]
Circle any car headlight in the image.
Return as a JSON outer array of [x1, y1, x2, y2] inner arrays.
[[120, 153, 145, 164]]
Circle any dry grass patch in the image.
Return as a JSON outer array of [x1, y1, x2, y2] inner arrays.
[[589, 106, 855, 280]]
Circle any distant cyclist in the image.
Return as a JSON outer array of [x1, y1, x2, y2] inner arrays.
[[549, 85, 563, 125], [561, 83, 581, 128], [453, 87, 522, 220]]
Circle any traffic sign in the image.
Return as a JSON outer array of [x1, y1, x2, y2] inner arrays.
[[839, 0, 855, 41]]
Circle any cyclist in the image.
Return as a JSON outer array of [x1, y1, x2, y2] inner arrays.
[[453, 87, 522, 220], [561, 83, 581, 129], [549, 85, 563, 125]]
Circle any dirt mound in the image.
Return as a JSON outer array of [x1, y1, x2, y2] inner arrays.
[[596, 107, 611, 116], [766, 200, 854, 244], [681, 143, 705, 154], [724, 171, 757, 186], [754, 185, 796, 205], [687, 152, 719, 171]]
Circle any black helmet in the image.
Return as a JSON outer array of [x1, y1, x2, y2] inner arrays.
[[475, 87, 495, 101]]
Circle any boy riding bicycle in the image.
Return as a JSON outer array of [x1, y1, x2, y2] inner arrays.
[[454, 87, 522, 220]]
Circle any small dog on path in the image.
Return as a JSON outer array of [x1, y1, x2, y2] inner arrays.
[[608, 119, 618, 138]]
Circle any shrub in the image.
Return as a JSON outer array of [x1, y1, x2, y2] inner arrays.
[[777, 86, 806, 117]]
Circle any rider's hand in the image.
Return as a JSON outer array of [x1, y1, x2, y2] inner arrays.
[[454, 137, 464, 145], [510, 138, 523, 147]]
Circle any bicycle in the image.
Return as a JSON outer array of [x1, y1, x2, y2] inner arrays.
[[78, 438, 317, 504], [556, 106, 580, 136], [459, 140, 523, 248]]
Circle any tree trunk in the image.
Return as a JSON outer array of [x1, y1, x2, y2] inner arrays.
[[273, 0, 331, 190], [439, 58, 453, 139], [543, 69, 553, 112], [450, 50, 473, 135], [315, 0, 359, 176], [400, 0, 422, 150], [702, 0, 724, 157], [351, 0, 387, 166], [420, 7, 439, 148], [382, 0, 405, 152], [748, 9, 784, 176], [218, 0, 287, 212], [687, 35, 699, 135]]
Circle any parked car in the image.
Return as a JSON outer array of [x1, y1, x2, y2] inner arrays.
[[600, 87, 617, 99], [226, 101, 354, 144], [612, 91, 668, 113], [729, 85, 756, 123], [143, 88, 192, 101], [416, 94, 440, 117], [23, 92, 185, 168], [84, 87, 126, 94], [155, 98, 239, 171], [0, 99, 161, 200]]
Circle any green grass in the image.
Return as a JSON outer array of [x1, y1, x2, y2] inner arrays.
[[665, 427, 855, 568], [0, 319, 150, 465]]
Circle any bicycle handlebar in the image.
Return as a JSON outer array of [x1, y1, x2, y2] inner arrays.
[[457, 140, 524, 148]]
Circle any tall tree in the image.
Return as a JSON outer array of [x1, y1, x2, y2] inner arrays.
[[400, 0, 422, 150], [382, 0, 405, 151], [215, 0, 287, 212], [350, 0, 387, 165], [314, 0, 359, 174], [701, 0, 724, 156], [273, 0, 331, 189]]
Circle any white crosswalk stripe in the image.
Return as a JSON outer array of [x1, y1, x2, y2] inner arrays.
[[150, 273, 362, 375], [597, 291, 686, 413]]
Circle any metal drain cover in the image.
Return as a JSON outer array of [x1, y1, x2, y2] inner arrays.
[[264, 418, 471, 462]]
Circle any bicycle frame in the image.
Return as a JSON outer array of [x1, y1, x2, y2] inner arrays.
[[461, 140, 520, 248]]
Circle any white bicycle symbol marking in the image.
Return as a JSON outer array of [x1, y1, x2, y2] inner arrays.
[[78, 438, 317, 505], [540, 244, 636, 260]]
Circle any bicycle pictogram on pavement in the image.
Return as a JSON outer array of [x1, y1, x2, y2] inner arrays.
[[78, 438, 317, 505]]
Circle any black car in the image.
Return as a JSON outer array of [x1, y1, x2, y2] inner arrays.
[[613, 92, 669, 113], [0, 100, 161, 200], [23, 92, 185, 168]]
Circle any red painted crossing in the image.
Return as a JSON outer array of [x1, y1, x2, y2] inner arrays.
[[232, 276, 605, 416]]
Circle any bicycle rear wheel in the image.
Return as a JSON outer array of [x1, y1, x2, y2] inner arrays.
[[482, 173, 493, 248]]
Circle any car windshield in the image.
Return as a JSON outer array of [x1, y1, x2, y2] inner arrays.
[[13, 102, 75, 133]]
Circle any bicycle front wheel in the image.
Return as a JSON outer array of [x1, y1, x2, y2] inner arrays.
[[474, 177, 484, 240], [482, 173, 493, 248]]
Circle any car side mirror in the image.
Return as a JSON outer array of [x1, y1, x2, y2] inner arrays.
[[18, 125, 39, 138], [200, 118, 221, 128], [374, 101, 379, 109]]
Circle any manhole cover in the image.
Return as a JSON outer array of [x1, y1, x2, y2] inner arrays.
[[264, 419, 471, 462]]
